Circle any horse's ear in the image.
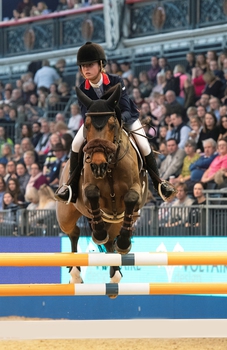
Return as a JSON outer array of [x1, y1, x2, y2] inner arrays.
[[76, 87, 93, 109], [106, 83, 121, 109]]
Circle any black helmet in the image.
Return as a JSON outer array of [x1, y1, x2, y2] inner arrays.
[[77, 42, 106, 67]]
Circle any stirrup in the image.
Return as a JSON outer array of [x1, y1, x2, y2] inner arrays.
[[55, 183, 73, 205], [158, 180, 178, 202]]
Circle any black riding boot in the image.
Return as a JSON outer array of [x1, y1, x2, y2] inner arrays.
[[145, 151, 177, 201], [54, 151, 80, 204]]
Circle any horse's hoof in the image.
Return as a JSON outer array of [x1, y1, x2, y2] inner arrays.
[[114, 237, 131, 255], [108, 294, 118, 299], [92, 232, 109, 245]]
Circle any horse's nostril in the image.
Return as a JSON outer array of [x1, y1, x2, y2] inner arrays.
[[91, 163, 108, 178]]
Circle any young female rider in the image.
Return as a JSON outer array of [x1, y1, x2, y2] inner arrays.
[[55, 42, 175, 203]]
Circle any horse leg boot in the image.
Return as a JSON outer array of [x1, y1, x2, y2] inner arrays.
[[127, 119, 176, 201], [54, 151, 80, 204]]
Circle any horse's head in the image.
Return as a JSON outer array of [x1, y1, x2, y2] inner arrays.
[[76, 83, 122, 179]]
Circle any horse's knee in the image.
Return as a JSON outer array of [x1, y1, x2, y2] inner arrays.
[[124, 190, 139, 210], [85, 184, 100, 203]]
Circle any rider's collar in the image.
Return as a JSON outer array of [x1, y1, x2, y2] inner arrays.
[[85, 73, 110, 90]]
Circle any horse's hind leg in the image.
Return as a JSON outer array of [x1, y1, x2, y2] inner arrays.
[[114, 189, 139, 254], [85, 184, 109, 245]]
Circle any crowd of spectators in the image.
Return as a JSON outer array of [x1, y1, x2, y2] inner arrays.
[[11, 0, 103, 20], [0, 47, 227, 234]]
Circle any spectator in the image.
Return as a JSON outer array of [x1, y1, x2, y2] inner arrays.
[[218, 115, 227, 140], [190, 138, 217, 182], [165, 182, 194, 227], [0, 143, 13, 165], [45, 93, 61, 119], [30, 1, 50, 16], [183, 76, 195, 110], [138, 71, 153, 98], [185, 182, 206, 233], [152, 72, 165, 94], [34, 60, 60, 90], [201, 138, 227, 185], [61, 133, 73, 157], [159, 138, 185, 180], [54, 58, 66, 80], [195, 53, 208, 73], [0, 126, 14, 157], [147, 56, 160, 85], [16, 0, 34, 17], [110, 61, 122, 76], [219, 104, 227, 118], [55, 0, 69, 11], [5, 160, 17, 183], [26, 162, 48, 193], [120, 62, 133, 83], [31, 121, 43, 148], [166, 112, 191, 149], [23, 150, 36, 173], [2, 192, 20, 217], [21, 123, 33, 140], [25, 186, 39, 210], [68, 103, 83, 135], [171, 140, 200, 187], [25, 93, 44, 120], [191, 66, 206, 100], [10, 89, 24, 109], [35, 119, 51, 163], [188, 116, 202, 144], [203, 71, 224, 99], [163, 69, 180, 97], [185, 52, 196, 75], [16, 162, 30, 195], [42, 133, 61, 176], [21, 137, 39, 163], [131, 88, 145, 109], [173, 64, 188, 103], [0, 163, 7, 179], [0, 175, 6, 210], [46, 142, 68, 189], [196, 111, 220, 153], [164, 90, 185, 117], [208, 97, 221, 121], [158, 56, 171, 74], [209, 60, 225, 82], [58, 82, 71, 105], [6, 177, 25, 206]]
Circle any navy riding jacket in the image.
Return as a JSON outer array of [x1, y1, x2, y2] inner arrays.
[[78, 73, 139, 124]]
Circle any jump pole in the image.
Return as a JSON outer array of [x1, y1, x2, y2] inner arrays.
[[0, 252, 227, 266], [0, 283, 227, 297]]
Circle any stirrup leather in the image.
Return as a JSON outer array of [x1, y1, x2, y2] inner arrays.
[[55, 183, 73, 205], [158, 180, 178, 202]]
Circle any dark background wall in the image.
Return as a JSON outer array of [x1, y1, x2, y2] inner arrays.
[[2, 0, 59, 20]]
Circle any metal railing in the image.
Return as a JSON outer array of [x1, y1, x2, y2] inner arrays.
[[0, 190, 226, 237]]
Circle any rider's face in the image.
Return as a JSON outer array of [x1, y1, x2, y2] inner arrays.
[[81, 62, 101, 83]]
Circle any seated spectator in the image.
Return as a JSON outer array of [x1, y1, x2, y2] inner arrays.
[[138, 71, 153, 98], [68, 103, 83, 135], [191, 66, 206, 100], [0, 143, 13, 165], [23, 150, 36, 173], [25, 94, 44, 120], [195, 93, 210, 111], [165, 182, 194, 227], [35, 119, 51, 163], [30, 1, 50, 16], [201, 138, 227, 185], [120, 62, 133, 83], [131, 88, 145, 109], [203, 71, 224, 99], [55, 0, 69, 11], [5, 160, 17, 183], [195, 53, 208, 73], [152, 72, 165, 94], [159, 138, 185, 180], [209, 59, 225, 82], [173, 64, 188, 102], [16, 0, 34, 18], [185, 182, 206, 233], [208, 97, 221, 121], [158, 196, 176, 228], [26, 162, 48, 193], [21, 137, 39, 163], [185, 51, 196, 75], [58, 82, 71, 105], [170, 140, 200, 187], [45, 93, 61, 119], [0, 126, 14, 157], [147, 56, 160, 85], [190, 138, 217, 182], [21, 123, 33, 140], [166, 112, 191, 149], [10, 88, 24, 109], [0, 163, 6, 179], [6, 178, 25, 207], [0, 175, 6, 210], [218, 115, 227, 140], [46, 142, 68, 190], [61, 133, 73, 158], [42, 133, 61, 177], [34, 60, 60, 90], [31, 121, 43, 148], [188, 116, 202, 144], [16, 162, 30, 195], [196, 111, 220, 153], [164, 90, 185, 118], [110, 61, 122, 76], [2, 192, 20, 232], [163, 69, 180, 97]]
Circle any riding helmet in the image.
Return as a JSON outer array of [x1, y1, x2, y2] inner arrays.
[[77, 42, 107, 67]]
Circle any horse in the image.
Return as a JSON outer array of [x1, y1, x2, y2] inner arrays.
[[56, 83, 148, 286]]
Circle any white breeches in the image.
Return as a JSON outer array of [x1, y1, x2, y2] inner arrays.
[[71, 120, 151, 156]]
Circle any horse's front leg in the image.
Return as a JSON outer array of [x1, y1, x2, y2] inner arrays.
[[69, 224, 83, 284], [85, 184, 109, 244], [114, 189, 139, 254]]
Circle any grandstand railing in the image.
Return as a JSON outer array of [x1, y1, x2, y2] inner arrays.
[[0, 190, 226, 236]]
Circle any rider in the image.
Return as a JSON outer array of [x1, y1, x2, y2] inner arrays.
[[54, 42, 176, 203]]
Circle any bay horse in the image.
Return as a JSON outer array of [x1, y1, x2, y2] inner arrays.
[[56, 83, 148, 285]]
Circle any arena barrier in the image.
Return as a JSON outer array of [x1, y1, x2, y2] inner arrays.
[[1, 283, 227, 297], [0, 251, 227, 266]]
